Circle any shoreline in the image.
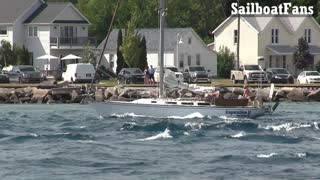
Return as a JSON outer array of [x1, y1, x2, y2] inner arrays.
[[0, 81, 319, 104]]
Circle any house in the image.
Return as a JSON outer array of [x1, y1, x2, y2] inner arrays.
[[0, 0, 95, 74], [97, 28, 217, 75], [212, 15, 320, 75]]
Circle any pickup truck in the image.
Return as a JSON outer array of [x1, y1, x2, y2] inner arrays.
[[183, 66, 210, 83], [230, 64, 268, 84]]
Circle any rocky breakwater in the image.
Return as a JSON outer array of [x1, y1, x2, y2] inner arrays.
[[0, 82, 319, 104]]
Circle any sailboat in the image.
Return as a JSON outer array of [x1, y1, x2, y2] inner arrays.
[[91, 0, 276, 119]]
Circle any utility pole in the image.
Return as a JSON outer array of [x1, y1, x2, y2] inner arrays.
[[159, 0, 165, 98], [236, 0, 240, 70]]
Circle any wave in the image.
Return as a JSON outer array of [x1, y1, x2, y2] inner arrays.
[[257, 153, 278, 158], [139, 128, 173, 141], [262, 122, 318, 132], [168, 112, 204, 119], [231, 131, 246, 138]]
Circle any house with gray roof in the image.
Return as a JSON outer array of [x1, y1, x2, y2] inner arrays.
[[0, 0, 95, 74], [97, 28, 217, 75], [212, 15, 320, 75]]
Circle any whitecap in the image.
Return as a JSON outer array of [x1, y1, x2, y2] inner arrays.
[[218, 116, 239, 122], [139, 128, 173, 141], [111, 113, 152, 118], [296, 152, 306, 158], [264, 123, 312, 132], [30, 133, 39, 137], [257, 153, 278, 158], [183, 132, 190, 136], [313, 122, 319, 130], [231, 131, 246, 138], [184, 122, 204, 130], [80, 126, 86, 129], [168, 112, 204, 119]]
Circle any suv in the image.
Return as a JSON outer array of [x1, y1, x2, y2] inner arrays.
[[183, 66, 210, 83], [266, 68, 294, 84], [10, 65, 44, 83]]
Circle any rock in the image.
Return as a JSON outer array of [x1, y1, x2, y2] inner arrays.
[[287, 88, 306, 102], [37, 80, 57, 89], [231, 87, 244, 96], [71, 90, 82, 103], [95, 89, 104, 102], [274, 90, 287, 101], [19, 96, 31, 103], [57, 81, 69, 88], [31, 89, 49, 103], [9, 94, 19, 104], [307, 89, 320, 101]]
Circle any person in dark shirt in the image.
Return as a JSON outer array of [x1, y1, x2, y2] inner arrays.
[[148, 65, 155, 84]]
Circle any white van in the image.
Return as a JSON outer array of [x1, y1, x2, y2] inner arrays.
[[62, 63, 95, 83]]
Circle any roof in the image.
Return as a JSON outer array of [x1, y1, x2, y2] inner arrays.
[[267, 45, 320, 55], [0, 0, 38, 24], [98, 28, 206, 51], [212, 15, 317, 35], [25, 2, 90, 24]]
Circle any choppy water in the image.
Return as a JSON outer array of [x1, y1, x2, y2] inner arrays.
[[0, 102, 320, 179]]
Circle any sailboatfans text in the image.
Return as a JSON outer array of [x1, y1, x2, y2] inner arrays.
[[231, 3, 314, 15]]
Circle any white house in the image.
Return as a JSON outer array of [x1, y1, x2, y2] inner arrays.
[[0, 0, 95, 74], [212, 15, 320, 75], [97, 28, 217, 76]]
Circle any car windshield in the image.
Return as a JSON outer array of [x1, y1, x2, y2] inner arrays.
[[271, 69, 289, 74], [189, 67, 205, 71], [20, 67, 36, 72], [306, 71, 320, 76], [245, 65, 260, 70], [166, 67, 178, 72], [127, 69, 142, 74]]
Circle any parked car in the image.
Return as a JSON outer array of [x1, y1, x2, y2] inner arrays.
[[183, 66, 210, 83], [297, 71, 320, 84], [9, 65, 44, 83], [0, 71, 10, 83], [62, 63, 96, 83], [117, 68, 144, 84], [266, 68, 294, 84], [154, 66, 184, 83]]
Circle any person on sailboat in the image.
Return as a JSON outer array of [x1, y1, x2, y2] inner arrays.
[[243, 85, 251, 99], [149, 65, 155, 84]]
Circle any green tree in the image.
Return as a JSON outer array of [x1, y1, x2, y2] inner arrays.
[[217, 46, 235, 78], [116, 29, 126, 74], [83, 42, 95, 64], [0, 40, 13, 67], [294, 37, 313, 70], [120, 10, 142, 68], [137, 36, 147, 70]]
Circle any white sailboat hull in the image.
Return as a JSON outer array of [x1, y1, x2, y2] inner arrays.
[[91, 99, 267, 119]]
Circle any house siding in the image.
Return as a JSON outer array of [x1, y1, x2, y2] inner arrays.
[[214, 17, 258, 66]]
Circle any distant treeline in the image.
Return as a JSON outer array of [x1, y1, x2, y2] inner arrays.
[[46, 0, 320, 44]]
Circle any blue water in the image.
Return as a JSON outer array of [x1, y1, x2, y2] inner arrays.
[[0, 102, 320, 179]]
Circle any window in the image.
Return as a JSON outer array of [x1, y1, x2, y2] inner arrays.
[[179, 54, 184, 68], [188, 37, 192, 44], [304, 29, 311, 43], [269, 55, 273, 68], [110, 54, 115, 68], [0, 26, 7, 35], [196, 54, 201, 65], [234, 30, 238, 44], [271, 29, 278, 44], [28, 26, 38, 37], [179, 60, 184, 68], [282, 56, 286, 68], [187, 55, 191, 66]]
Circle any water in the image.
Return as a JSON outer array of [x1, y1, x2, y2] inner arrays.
[[0, 102, 320, 179]]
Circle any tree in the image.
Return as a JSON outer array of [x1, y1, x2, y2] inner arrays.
[[217, 46, 235, 78], [0, 40, 13, 67], [137, 36, 147, 71], [120, 10, 142, 68], [294, 37, 313, 70], [83, 42, 95, 64], [116, 29, 126, 74]]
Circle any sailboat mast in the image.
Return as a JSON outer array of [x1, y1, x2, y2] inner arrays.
[[236, 0, 240, 70], [159, 0, 165, 98]]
